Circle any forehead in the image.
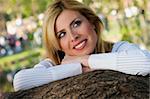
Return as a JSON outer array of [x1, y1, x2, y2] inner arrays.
[[55, 10, 83, 32]]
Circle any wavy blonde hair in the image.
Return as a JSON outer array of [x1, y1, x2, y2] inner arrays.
[[43, 0, 112, 65]]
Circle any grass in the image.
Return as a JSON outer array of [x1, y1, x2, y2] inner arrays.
[[0, 48, 44, 72]]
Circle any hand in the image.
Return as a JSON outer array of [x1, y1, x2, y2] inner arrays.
[[61, 55, 89, 66], [61, 55, 92, 73], [82, 66, 92, 73]]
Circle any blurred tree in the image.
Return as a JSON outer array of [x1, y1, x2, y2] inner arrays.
[[93, 0, 149, 48], [0, 0, 149, 48], [0, 0, 53, 18]]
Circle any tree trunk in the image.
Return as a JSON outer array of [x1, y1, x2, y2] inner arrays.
[[3, 70, 149, 99]]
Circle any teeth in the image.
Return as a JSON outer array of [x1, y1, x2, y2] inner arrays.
[[75, 41, 85, 49]]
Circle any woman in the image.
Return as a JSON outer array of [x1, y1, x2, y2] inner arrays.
[[13, 0, 150, 91]]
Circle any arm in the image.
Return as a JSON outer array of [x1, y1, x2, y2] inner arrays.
[[88, 41, 150, 75], [13, 59, 82, 91]]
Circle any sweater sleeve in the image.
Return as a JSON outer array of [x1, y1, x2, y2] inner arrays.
[[88, 41, 150, 76], [13, 62, 82, 91]]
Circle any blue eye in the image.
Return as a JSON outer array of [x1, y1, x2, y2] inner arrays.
[[73, 20, 81, 28], [57, 32, 66, 39]]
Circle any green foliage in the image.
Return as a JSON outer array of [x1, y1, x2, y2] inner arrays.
[[1, 0, 53, 18]]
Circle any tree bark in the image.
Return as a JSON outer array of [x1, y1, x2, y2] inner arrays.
[[4, 70, 149, 99]]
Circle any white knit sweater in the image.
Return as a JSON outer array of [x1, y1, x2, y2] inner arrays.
[[13, 41, 150, 91]]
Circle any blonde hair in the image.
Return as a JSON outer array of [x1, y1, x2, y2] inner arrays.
[[43, 0, 112, 65]]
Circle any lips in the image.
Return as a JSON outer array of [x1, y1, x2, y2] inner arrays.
[[73, 39, 87, 50]]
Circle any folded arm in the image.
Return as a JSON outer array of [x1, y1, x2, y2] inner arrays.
[[88, 41, 150, 75], [13, 60, 82, 91]]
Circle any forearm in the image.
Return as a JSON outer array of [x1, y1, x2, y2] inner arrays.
[[13, 63, 82, 91], [88, 50, 150, 75]]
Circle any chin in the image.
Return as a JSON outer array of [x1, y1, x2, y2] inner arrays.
[[77, 50, 93, 56], [68, 48, 94, 56]]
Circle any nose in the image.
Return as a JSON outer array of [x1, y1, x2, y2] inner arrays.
[[69, 30, 80, 42], [71, 34, 79, 42]]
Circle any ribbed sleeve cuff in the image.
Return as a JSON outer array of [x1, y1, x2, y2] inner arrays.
[[88, 53, 117, 70], [50, 63, 82, 81]]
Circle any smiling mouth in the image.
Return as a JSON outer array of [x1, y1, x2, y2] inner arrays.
[[73, 39, 87, 50]]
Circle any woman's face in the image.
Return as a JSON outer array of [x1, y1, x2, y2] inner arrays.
[[55, 10, 97, 56]]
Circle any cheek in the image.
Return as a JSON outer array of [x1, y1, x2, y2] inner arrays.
[[87, 26, 98, 46], [86, 26, 97, 40], [92, 30, 98, 44], [60, 38, 68, 51], [83, 23, 95, 35], [93, 30, 98, 39], [93, 34, 98, 46]]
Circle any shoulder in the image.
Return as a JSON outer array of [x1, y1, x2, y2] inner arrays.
[[111, 41, 140, 52]]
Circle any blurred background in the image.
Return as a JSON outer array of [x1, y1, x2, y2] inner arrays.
[[0, 0, 150, 95]]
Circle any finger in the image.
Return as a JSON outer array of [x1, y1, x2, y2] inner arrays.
[[82, 67, 91, 73]]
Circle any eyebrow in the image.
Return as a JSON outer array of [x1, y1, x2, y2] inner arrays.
[[56, 17, 80, 34], [70, 18, 77, 27]]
